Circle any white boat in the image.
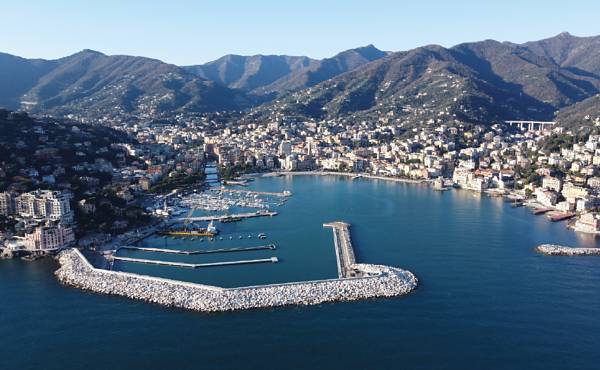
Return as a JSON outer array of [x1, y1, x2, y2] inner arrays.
[[207, 221, 219, 235]]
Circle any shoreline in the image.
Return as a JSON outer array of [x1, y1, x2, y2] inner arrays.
[[246, 170, 430, 185]]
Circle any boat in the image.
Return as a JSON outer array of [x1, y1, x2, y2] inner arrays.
[[157, 228, 215, 237], [221, 217, 242, 223], [258, 233, 266, 239], [207, 221, 219, 235]]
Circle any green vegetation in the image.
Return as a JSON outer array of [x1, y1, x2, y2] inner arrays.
[[149, 172, 205, 193], [219, 164, 257, 180]]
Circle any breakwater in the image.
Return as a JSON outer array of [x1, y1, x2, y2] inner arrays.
[[535, 244, 600, 256], [54, 221, 418, 312]]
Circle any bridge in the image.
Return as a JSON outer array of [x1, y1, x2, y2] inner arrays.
[[505, 120, 556, 131]]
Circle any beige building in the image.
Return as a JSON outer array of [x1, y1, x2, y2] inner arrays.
[[24, 223, 75, 250]]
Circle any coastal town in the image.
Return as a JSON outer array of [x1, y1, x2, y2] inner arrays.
[[3, 105, 600, 258]]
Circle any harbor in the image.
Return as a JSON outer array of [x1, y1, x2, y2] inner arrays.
[[55, 218, 418, 312]]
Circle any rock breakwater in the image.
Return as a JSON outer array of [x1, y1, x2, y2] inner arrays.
[[535, 244, 600, 256], [55, 249, 418, 312]]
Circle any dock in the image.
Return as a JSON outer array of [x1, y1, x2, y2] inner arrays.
[[323, 222, 357, 278], [115, 245, 276, 255], [532, 207, 552, 215], [110, 256, 278, 269], [546, 211, 576, 222], [216, 188, 291, 197], [178, 211, 277, 222]]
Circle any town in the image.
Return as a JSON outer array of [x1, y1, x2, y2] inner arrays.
[[2, 105, 600, 257]]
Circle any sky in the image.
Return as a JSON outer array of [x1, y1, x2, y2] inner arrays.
[[2, 0, 600, 65]]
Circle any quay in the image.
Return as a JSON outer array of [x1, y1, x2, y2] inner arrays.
[[178, 211, 277, 222], [109, 255, 278, 268], [323, 222, 357, 278], [115, 245, 276, 255], [217, 188, 291, 197]]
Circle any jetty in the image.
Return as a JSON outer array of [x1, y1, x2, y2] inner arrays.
[[109, 256, 278, 268], [536, 244, 600, 256], [177, 211, 277, 222], [115, 245, 276, 255], [323, 222, 357, 278]]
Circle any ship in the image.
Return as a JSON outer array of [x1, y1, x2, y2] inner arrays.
[[157, 228, 215, 237], [157, 221, 218, 237], [221, 216, 242, 223]]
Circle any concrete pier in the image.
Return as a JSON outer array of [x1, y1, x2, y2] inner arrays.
[[115, 244, 276, 255], [110, 255, 278, 268], [323, 222, 357, 278]]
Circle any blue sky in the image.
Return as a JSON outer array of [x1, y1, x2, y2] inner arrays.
[[2, 0, 599, 65]]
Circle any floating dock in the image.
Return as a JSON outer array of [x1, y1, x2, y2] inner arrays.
[[110, 256, 278, 269], [115, 245, 276, 255]]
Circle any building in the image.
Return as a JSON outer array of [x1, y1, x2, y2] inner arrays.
[[542, 176, 562, 192], [0, 192, 15, 216], [23, 223, 75, 250], [574, 213, 600, 234], [15, 190, 73, 223]]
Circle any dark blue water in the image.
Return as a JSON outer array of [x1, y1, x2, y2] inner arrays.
[[2, 175, 600, 370]]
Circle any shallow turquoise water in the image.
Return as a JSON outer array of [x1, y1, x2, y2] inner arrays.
[[2, 175, 600, 370]]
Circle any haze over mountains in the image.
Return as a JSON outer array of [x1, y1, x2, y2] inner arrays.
[[0, 32, 599, 126]]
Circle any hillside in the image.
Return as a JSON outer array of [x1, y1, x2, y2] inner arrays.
[[246, 35, 600, 127], [0, 50, 253, 118], [184, 54, 316, 92]]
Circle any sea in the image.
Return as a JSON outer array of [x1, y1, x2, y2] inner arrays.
[[2, 174, 600, 370]]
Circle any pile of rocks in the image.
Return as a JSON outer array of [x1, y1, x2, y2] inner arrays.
[[536, 244, 600, 256], [55, 249, 418, 312]]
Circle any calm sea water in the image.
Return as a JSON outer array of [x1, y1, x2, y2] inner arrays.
[[2, 175, 600, 370]]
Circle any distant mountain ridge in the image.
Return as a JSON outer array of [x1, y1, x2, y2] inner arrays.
[[184, 45, 387, 96], [247, 33, 600, 127], [1, 33, 600, 126]]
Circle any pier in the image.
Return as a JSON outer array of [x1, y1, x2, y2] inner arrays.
[[110, 255, 278, 268], [115, 245, 276, 255], [217, 188, 291, 197], [178, 211, 277, 222], [323, 222, 357, 278]]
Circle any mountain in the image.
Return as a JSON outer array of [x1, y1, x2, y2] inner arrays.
[[0, 50, 253, 118], [0, 53, 57, 110], [246, 35, 600, 127], [524, 32, 600, 77], [184, 54, 316, 92], [187, 45, 387, 96], [2, 34, 600, 126], [556, 93, 600, 126]]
